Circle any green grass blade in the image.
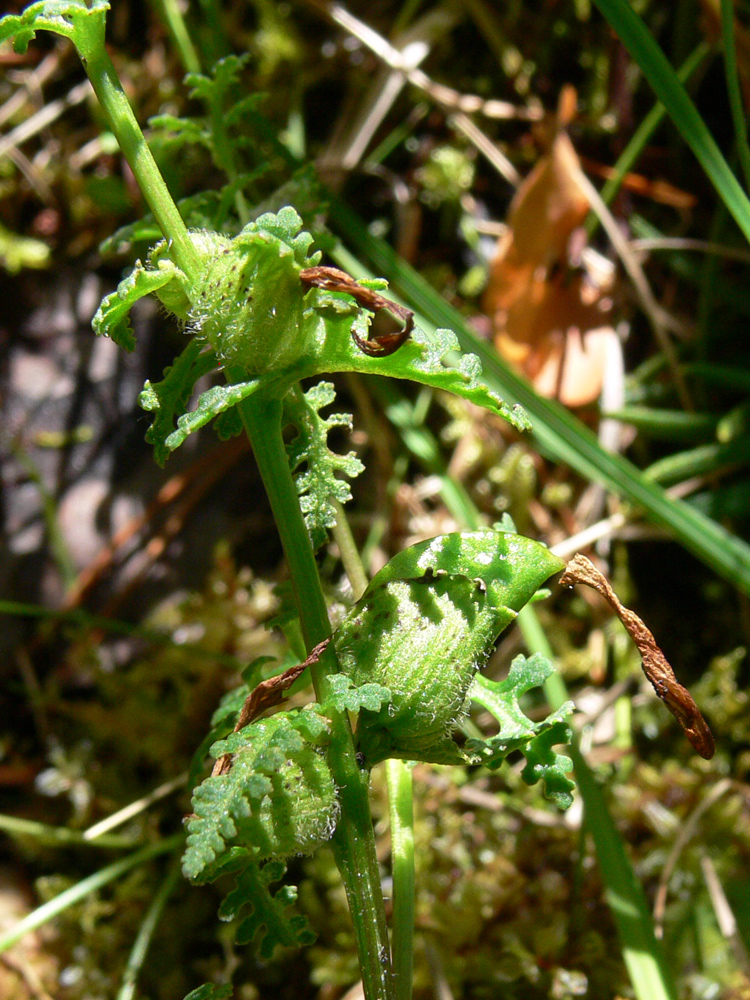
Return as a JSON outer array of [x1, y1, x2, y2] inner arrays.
[[589, 41, 710, 238], [0, 835, 182, 954], [520, 609, 677, 1000], [592, 0, 750, 243], [720, 0, 750, 192], [329, 198, 750, 596]]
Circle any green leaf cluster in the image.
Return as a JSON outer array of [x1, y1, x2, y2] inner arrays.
[[92, 206, 530, 467]]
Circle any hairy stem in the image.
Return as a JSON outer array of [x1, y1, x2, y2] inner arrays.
[[236, 391, 394, 1000]]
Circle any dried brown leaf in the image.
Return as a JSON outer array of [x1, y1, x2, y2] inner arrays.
[[211, 639, 331, 777], [483, 87, 615, 407], [560, 554, 715, 759]]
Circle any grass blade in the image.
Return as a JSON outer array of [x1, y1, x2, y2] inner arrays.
[[592, 0, 750, 243], [520, 609, 677, 1000], [0, 835, 182, 954]]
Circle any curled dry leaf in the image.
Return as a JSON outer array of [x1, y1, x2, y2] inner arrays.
[[482, 86, 616, 407], [300, 265, 414, 356], [211, 639, 331, 777], [559, 554, 715, 759]]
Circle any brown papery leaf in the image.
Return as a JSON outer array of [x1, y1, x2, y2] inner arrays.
[[211, 639, 331, 777], [559, 554, 715, 759], [300, 266, 413, 356], [483, 86, 616, 407]]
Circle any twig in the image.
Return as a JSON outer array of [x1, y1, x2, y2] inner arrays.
[[0, 78, 92, 163], [550, 512, 628, 561], [449, 110, 521, 187], [701, 853, 750, 973], [0, 45, 64, 128], [309, 0, 539, 122], [568, 162, 694, 412], [653, 777, 732, 937], [629, 236, 750, 264], [83, 773, 187, 841]]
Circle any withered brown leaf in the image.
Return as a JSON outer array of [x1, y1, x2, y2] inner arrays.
[[560, 554, 715, 759], [211, 639, 331, 777], [300, 265, 414, 356]]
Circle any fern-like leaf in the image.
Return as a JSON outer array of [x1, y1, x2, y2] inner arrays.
[[161, 379, 263, 458], [93, 257, 184, 352], [218, 858, 316, 958], [285, 382, 364, 551], [137, 341, 216, 465], [466, 653, 575, 808], [183, 709, 337, 880], [520, 721, 575, 808]]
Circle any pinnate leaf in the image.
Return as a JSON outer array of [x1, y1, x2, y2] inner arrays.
[[219, 858, 315, 956], [183, 709, 337, 880], [467, 653, 575, 808], [285, 382, 364, 550]]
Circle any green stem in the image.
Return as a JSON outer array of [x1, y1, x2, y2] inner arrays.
[[720, 0, 750, 193], [333, 501, 417, 1000], [117, 857, 182, 1000], [586, 41, 710, 239], [235, 393, 330, 661], [332, 498, 369, 600], [151, 0, 202, 75], [75, 32, 201, 281], [235, 391, 394, 1000], [385, 759, 415, 1000]]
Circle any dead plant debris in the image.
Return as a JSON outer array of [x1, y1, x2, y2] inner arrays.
[[560, 554, 715, 759]]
